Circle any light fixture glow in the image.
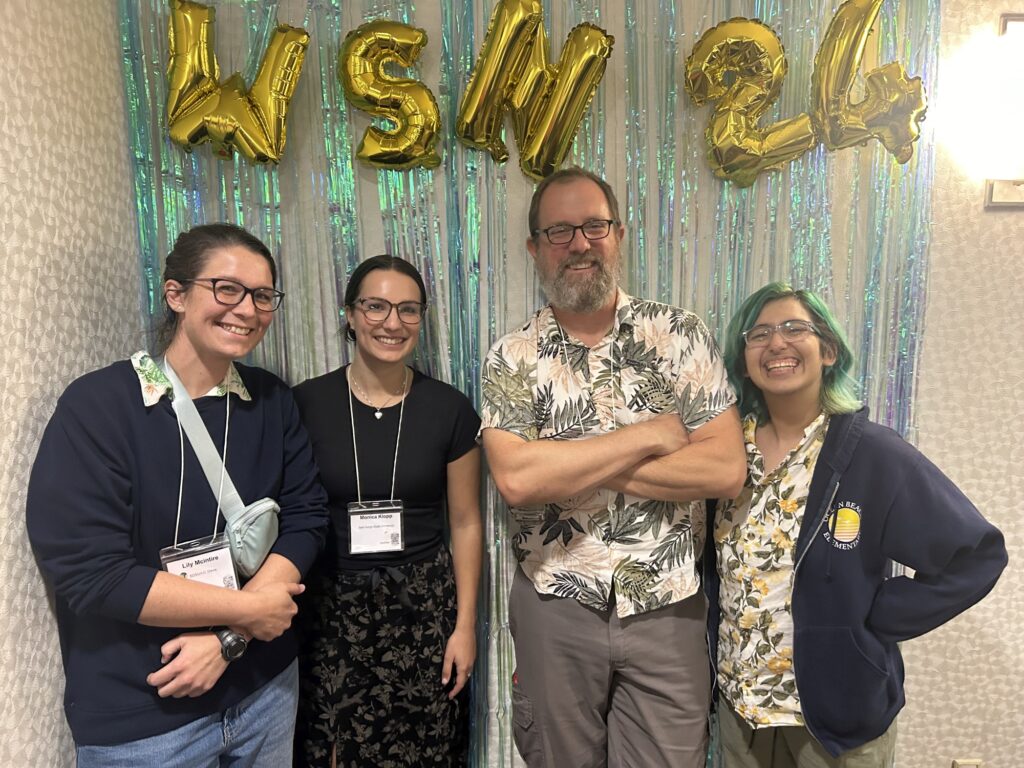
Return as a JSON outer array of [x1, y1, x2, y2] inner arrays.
[[933, 26, 1024, 181]]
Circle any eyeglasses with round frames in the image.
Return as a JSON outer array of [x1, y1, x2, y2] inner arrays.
[[353, 297, 426, 325], [181, 277, 285, 312], [532, 218, 618, 245], [743, 320, 819, 347]]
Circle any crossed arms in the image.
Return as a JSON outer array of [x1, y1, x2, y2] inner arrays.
[[482, 406, 746, 507]]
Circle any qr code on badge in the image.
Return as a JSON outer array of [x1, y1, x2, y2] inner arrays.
[[223, 575, 236, 589], [390, 533, 401, 545]]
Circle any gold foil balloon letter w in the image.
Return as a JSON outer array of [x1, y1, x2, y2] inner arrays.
[[166, 0, 309, 164]]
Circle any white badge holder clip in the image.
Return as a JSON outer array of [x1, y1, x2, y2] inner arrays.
[[160, 534, 238, 589], [348, 499, 406, 554], [346, 367, 409, 555]]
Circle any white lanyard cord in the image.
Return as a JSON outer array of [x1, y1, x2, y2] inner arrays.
[[347, 366, 408, 503], [174, 417, 185, 547], [171, 390, 230, 547]]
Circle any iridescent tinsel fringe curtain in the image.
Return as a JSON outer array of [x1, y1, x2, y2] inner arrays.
[[119, 1, 938, 765]]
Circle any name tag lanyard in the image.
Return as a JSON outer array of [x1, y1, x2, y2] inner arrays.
[[158, 359, 239, 589], [164, 359, 232, 544], [347, 367, 409, 554]]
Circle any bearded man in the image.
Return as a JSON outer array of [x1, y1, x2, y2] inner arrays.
[[480, 167, 747, 768]]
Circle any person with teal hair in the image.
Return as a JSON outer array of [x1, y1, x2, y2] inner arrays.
[[706, 282, 1007, 767], [720, 283, 861, 424]]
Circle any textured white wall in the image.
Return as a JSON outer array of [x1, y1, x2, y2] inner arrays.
[[0, 0, 139, 765], [897, 3, 1024, 767]]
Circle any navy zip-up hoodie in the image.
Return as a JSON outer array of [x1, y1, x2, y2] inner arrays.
[[26, 360, 328, 746], [706, 408, 1007, 757]]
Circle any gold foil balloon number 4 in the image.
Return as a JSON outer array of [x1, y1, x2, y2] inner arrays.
[[166, 0, 309, 164], [685, 0, 927, 187], [812, 0, 927, 162]]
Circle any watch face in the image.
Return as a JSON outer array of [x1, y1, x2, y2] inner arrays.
[[219, 631, 247, 661]]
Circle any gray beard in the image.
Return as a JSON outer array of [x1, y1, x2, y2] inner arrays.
[[539, 254, 618, 313]]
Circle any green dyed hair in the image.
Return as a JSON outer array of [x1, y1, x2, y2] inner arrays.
[[723, 282, 861, 421]]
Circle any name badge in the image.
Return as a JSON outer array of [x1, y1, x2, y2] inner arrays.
[[160, 532, 239, 590], [348, 499, 405, 554]]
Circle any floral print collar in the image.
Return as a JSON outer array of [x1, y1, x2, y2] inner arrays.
[[743, 412, 829, 486], [130, 350, 251, 407]]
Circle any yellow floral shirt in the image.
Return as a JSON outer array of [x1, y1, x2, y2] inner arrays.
[[715, 412, 828, 727]]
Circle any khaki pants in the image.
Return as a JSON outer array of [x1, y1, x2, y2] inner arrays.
[[508, 567, 710, 768], [718, 698, 896, 768]]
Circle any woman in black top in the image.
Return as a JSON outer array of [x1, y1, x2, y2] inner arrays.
[[293, 255, 482, 767]]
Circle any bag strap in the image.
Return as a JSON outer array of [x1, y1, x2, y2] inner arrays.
[[163, 359, 246, 521]]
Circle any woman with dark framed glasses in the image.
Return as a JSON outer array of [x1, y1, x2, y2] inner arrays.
[[26, 223, 327, 766], [704, 282, 1006, 767], [292, 255, 482, 767]]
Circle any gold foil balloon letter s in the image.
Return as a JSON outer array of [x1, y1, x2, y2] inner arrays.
[[684, 18, 819, 187], [166, 0, 309, 164], [812, 0, 927, 164], [456, 0, 614, 180], [339, 20, 441, 171]]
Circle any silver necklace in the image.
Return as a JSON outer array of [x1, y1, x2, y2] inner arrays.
[[347, 366, 410, 420]]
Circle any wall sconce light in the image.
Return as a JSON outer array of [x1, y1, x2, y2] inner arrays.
[[984, 14, 1024, 209]]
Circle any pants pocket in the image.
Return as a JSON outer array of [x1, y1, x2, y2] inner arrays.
[[512, 685, 546, 768]]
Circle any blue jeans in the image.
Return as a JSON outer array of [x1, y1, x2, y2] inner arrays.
[[75, 659, 298, 768]]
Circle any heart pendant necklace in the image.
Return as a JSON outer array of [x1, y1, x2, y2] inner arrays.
[[348, 367, 409, 420]]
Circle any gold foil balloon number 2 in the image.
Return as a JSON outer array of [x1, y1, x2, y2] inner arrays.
[[685, 0, 927, 187]]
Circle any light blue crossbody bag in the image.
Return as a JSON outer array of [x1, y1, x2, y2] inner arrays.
[[163, 361, 279, 577]]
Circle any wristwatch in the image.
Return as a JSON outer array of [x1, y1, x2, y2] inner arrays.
[[214, 627, 248, 662]]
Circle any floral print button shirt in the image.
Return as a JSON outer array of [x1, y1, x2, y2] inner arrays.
[[481, 291, 735, 618], [130, 351, 251, 405], [715, 412, 828, 726]]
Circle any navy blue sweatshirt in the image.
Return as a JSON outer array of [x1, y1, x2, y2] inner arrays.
[[706, 408, 1007, 757], [26, 360, 327, 746]]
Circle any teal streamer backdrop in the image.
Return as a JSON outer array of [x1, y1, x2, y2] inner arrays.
[[118, 1, 938, 764]]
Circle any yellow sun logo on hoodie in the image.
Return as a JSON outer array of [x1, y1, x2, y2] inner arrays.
[[824, 501, 862, 550]]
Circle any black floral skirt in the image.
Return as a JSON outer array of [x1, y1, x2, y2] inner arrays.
[[295, 546, 469, 767]]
